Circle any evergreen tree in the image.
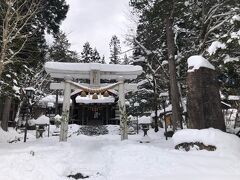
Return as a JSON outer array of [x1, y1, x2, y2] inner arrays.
[[122, 54, 130, 65], [49, 31, 79, 62], [101, 55, 106, 64], [80, 42, 93, 63], [109, 35, 121, 64], [80, 42, 102, 63], [92, 48, 101, 63], [0, 0, 69, 131], [130, 0, 182, 131], [130, 0, 240, 130]]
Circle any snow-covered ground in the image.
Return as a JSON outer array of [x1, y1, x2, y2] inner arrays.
[[0, 126, 240, 180]]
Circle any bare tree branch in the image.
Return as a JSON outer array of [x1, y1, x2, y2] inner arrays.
[[0, 0, 42, 77]]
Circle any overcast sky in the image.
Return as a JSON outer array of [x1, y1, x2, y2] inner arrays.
[[60, 0, 135, 61]]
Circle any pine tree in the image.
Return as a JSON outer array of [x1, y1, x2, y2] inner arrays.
[[92, 48, 101, 63], [109, 35, 121, 64], [122, 54, 130, 65], [101, 55, 106, 64], [49, 31, 79, 62], [80, 42, 93, 63]]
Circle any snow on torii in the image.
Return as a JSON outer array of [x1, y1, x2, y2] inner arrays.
[[45, 62, 142, 80], [44, 62, 142, 142]]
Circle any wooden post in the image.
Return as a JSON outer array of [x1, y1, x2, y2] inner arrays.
[[60, 77, 72, 142], [118, 76, 128, 140]]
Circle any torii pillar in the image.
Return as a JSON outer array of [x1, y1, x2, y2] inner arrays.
[[60, 76, 72, 142], [118, 76, 128, 140]]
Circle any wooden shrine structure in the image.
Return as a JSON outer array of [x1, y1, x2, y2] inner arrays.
[[44, 62, 142, 142]]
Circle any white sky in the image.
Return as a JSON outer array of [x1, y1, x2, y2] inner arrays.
[[60, 0, 135, 61]]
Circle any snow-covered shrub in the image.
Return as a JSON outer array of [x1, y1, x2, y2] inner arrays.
[[77, 126, 108, 136], [173, 128, 240, 154]]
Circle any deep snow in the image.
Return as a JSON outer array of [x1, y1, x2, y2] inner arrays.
[[0, 126, 239, 180]]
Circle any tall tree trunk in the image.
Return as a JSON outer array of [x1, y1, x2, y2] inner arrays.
[[153, 78, 159, 132], [1, 97, 12, 131], [165, 16, 182, 131], [0, 62, 3, 78]]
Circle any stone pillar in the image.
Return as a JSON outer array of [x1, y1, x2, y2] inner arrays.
[[118, 76, 128, 140], [187, 56, 225, 131], [60, 77, 72, 142]]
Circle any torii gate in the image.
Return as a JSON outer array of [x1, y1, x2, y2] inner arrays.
[[44, 62, 142, 141]]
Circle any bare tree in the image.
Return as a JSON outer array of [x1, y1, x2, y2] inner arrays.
[[0, 0, 41, 77]]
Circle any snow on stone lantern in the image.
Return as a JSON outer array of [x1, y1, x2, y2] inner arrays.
[[138, 116, 151, 143]]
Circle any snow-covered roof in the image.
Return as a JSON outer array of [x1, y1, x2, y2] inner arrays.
[[45, 62, 142, 79], [47, 102, 54, 107], [39, 95, 69, 105], [138, 116, 151, 124], [228, 95, 240, 101], [187, 55, 215, 72], [75, 95, 115, 104]]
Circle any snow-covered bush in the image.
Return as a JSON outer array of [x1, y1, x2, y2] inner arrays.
[[0, 128, 21, 143], [173, 128, 240, 154]]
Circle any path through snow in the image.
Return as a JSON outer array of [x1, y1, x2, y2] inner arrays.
[[0, 127, 239, 180]]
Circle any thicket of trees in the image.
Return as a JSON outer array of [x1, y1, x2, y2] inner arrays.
[[128, 0, 240, 130], [0, 0, 69, 131]]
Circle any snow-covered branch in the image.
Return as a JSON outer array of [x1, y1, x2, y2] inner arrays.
[[0, 0, 42, 77]]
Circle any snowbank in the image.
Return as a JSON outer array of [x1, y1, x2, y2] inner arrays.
[[187, 55, 215, 72], [173, 128, 240, 154], [106, 125, 120, 135], [0, 128, 21, 143]]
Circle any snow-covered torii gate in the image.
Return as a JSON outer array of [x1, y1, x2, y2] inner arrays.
[[44, 62, 142, 142]]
